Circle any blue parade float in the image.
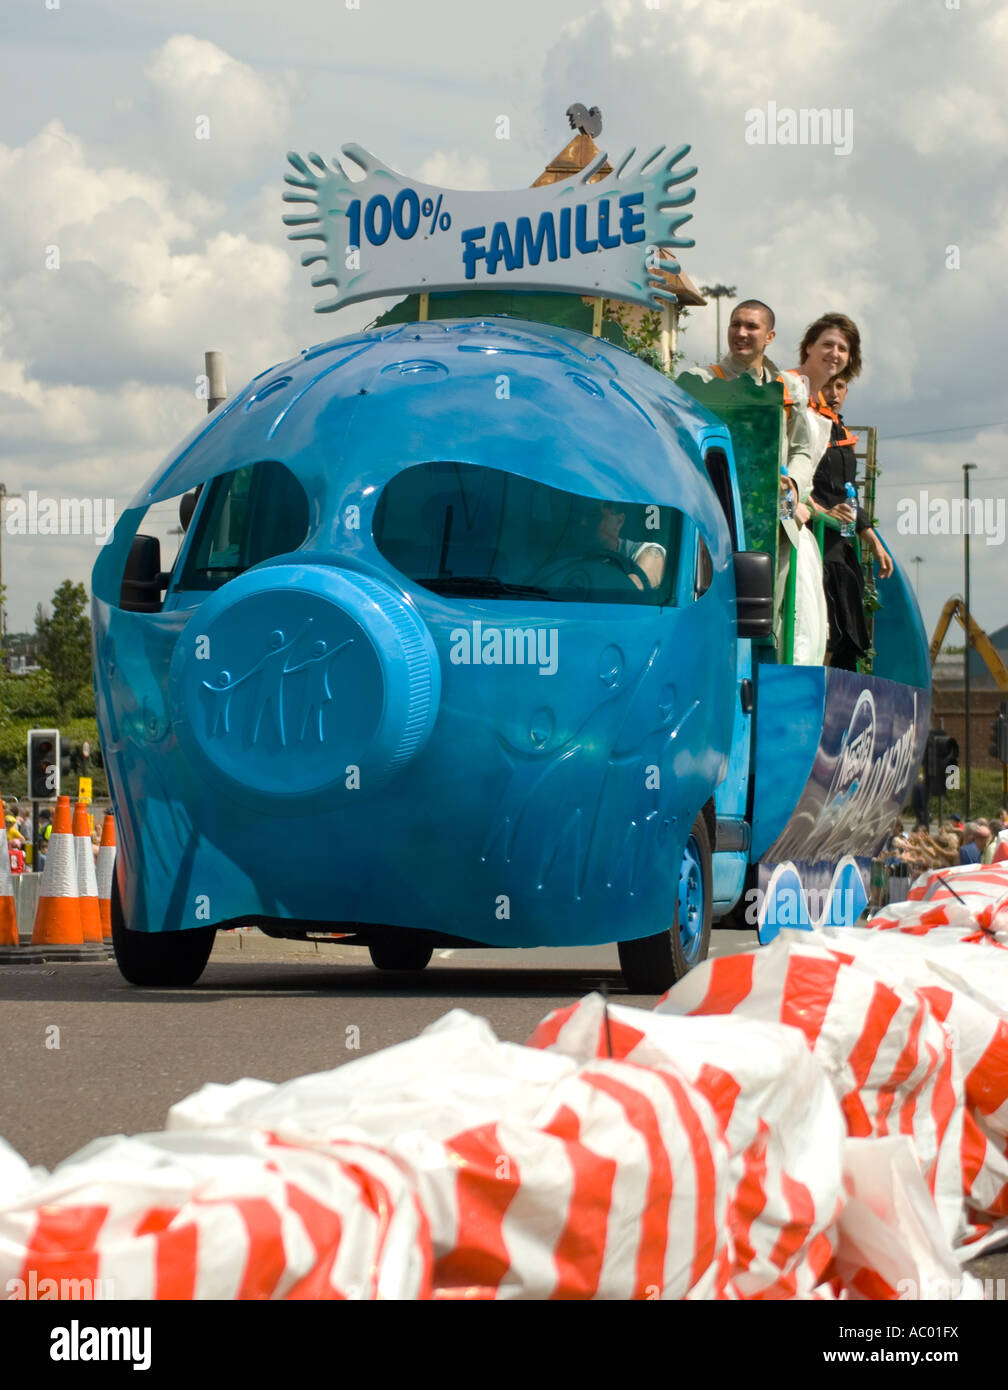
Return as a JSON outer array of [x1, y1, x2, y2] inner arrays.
[[91, 134, 931, 990]]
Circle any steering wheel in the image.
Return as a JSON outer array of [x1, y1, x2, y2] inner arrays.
[[531, 549, 650, 595]]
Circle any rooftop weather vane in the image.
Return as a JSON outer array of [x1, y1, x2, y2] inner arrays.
[[566, 103, 602, 139]]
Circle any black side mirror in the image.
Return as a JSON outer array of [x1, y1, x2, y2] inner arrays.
[[179, 486, 201, 531], [120, 534, 169, 612], [733, 550, 774, 639]]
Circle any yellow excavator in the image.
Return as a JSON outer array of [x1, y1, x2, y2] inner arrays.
[[929, 598, 1008, 689]]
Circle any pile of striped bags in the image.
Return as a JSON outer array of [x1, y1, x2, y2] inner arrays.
[[1, 862, 1006, 1300]]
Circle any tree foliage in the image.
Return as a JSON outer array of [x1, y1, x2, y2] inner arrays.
[[604, 302, 689, 378], [35, 581, 93, 720]]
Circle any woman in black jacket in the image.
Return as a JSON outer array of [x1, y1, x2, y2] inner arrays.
[[809, 376, 893, 670]]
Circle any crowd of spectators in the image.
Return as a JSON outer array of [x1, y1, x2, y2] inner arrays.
[[884, 809, 1008, 879], [4, 801, 105, 874]]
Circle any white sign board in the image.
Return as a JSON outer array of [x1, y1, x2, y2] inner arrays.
[[283, 143, 696, 314]]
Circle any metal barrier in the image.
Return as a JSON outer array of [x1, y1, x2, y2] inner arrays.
[[869, 855, 915, 909], [11, 874, 42, 942]]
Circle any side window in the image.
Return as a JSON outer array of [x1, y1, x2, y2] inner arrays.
[[703, 447, 738, 550], [176, 460, 309, 591], [695, 534, 713, 598], [373, 461, 683, 606]]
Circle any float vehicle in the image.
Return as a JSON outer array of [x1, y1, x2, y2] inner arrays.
[[92, 140, 931, 991]]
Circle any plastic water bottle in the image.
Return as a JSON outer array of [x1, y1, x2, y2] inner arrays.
[[841, 482, 857, 538], [779, 464, 794, 521]]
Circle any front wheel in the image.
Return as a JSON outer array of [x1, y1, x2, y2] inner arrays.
[[369, 938, 434, 972], [111, 874, 216, 987], [618, 811, 713, 994]]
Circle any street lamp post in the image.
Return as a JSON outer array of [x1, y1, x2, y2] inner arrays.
[[0, 482, 23, 663], [911, 555, 923, 600], [699, 284, 737, 362], [963, 462, 977, 820]]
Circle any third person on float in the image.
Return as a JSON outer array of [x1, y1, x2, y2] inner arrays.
[[809, 373, 893, 670]]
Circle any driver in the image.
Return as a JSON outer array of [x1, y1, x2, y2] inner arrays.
[[597, 503, 666, 589]]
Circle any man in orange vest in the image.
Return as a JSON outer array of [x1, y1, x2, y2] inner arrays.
[[678, 299, 780, 384], [677, 298, 813, 494], [678, 299, 820, 658]]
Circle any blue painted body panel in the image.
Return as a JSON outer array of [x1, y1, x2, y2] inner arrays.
[[92, 319, 740, 943], [91, 316, 933, 945]]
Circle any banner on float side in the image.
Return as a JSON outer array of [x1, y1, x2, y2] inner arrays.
[[283, 143, 697, 313], [765, 669, 930, 868]]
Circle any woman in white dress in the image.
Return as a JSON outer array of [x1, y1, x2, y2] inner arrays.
[[779, 313, 863, 666]]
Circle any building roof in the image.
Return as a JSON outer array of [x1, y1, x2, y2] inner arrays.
[[531, 132, 613, 186]]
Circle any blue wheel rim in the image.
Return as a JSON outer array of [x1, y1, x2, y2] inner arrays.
[[678, 834, 705, 965]]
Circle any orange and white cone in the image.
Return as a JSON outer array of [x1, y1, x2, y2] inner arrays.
[[31, 797, 83, 946], [0, 797, 18, 946], [96, 810, 116, 940], [73, 800, 104, 945]]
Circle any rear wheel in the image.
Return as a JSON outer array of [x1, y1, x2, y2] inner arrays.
[[111, 874, 216, 987], [369, 938, 434, 971], [618, 811, 712, 994]]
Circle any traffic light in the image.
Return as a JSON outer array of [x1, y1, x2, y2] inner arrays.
[[925, 727, 959, 797], [27, 728, 60, 799], [991, 702, 1008, 764]]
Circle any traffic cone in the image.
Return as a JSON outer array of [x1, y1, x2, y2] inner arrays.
[[31, 797, 84, 945], [0, 798, 17, 947], [73, 800, 103, 945], [96, 810, 116, 940]]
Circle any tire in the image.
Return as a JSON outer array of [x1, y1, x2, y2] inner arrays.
[[618, 811, 713, 994], [369, 938, 434, 972], [111, 874, 216, 987]]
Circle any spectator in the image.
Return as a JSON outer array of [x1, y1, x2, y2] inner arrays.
[[8, 837, 25, 875], [959, 822, 991, 865], [982, 820, 1003, 865]]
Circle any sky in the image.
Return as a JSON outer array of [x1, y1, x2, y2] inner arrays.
[[1, 0, 1005, 639]]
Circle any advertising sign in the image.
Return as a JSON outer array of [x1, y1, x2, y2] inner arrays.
[[283, 142, 696, 313], [765, 668, 930, 866]]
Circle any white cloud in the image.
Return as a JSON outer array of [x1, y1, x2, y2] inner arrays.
[[0, 40, 304, 630], [411, 150, 493, 190], [141, 34, 298, 180]]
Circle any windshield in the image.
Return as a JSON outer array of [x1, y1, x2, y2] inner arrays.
[[177, 460, 310, 591], [373, 461, 681, 605]]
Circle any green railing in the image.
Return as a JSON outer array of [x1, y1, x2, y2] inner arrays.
[[778, 509, 878, 672]]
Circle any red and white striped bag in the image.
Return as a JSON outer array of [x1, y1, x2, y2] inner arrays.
[[832, 1137, 984, 1301], [0, 1128, 432, 1300], [528, 993, 845, 1299], [902, 862, 1008, 936], [812, 927, 1008, 1252], [173, 1011, 734, 1300], [430, 1058, 733, 1300], [659, 934, 967, 1249]]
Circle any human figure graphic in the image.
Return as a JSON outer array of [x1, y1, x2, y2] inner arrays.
[[203, 668, 238, 737], [200, 624, 309, 747], [283, 637, 353, 743]]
